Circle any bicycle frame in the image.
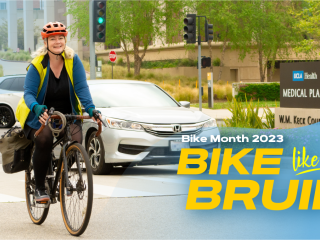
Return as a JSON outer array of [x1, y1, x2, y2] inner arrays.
[[48, 123, 81, 204]]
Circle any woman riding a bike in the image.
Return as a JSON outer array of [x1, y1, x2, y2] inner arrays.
[[16, 21, 101, 203]]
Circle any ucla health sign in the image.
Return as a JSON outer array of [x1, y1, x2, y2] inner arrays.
[[280, 62, 320, 108], [276, 62, 320, 128]]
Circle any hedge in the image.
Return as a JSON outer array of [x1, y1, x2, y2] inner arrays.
[[235, 83, 280, 101]]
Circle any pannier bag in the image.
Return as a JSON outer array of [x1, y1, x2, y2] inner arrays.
[[0, 126, 32, 174]]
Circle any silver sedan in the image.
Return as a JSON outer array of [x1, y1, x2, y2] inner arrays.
[[83, 80, 220, 175]]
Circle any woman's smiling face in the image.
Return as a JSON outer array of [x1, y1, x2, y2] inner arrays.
[[45, 34, 66, 54]]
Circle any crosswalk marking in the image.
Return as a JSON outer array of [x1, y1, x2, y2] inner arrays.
[[123, 175, 190, 185], [93, 184, 159, 197], [0, 194, 25, 203]]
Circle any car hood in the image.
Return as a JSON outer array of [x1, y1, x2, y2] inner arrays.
[[97, 107, 211, 124]]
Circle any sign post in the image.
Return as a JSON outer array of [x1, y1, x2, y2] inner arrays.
[[109, 51, 117, 79], [96, 60, 102, 78]]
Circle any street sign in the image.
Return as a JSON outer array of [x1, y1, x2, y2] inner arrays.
[[109, 51, 117, 62], [96, 72, 102, 78]]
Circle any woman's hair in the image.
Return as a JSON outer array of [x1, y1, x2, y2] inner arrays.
[[31, 37, 74, 59]]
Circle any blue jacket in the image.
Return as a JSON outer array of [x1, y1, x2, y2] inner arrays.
[[23, 53, 95, 129]]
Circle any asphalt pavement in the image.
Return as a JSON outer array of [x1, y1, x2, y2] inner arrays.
[[0, 59, 29, 76]]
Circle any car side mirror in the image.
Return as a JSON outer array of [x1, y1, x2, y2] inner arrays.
[[179, 101, 190, 108]]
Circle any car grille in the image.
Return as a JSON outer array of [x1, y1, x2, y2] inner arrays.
[[144, 128, 202, 138], [142, 123, 204, 138]]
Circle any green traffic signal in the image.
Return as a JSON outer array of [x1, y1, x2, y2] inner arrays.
[[98, 17, 104, 24]]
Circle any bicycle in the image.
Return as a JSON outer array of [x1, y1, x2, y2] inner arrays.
[[25, 107, 105, 236]]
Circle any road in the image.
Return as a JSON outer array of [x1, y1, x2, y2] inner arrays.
[[0, 60, 311, 239], [0, 59, 29, 76]]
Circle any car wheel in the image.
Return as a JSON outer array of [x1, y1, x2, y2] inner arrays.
[[0, 106, 15, 128], [87, 131, 113, 175]]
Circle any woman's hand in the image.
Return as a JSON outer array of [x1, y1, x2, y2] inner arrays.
[[92, 114, 102, 124], [39, 109, 49, 125]]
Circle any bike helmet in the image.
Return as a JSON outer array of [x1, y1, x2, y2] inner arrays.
[[41, 22, 68, 57], [41, 21, 68, 40]]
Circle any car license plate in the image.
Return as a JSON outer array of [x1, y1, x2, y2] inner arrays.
[[170, 140, 189, 151]]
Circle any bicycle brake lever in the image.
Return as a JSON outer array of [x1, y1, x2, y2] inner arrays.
[[45, 107, 55, 126], [100, 117, 107, 127]]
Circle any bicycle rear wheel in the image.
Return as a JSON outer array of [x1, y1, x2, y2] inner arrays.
[[25, 163, 50, 225], [60, 143, 93, 236]]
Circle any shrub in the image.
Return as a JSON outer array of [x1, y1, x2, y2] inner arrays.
[[263, 106, 275, 129], [147, 72, 155, 79], [117, 57, 124, 65], [224, 97, 264, 129], [235, 83, 280, 101], [0, 65, 3, 77], [213, 57, 221, 67], [214, 85, 226, 99], [125, 72, 133, 78], [135, 73, 144, 80]]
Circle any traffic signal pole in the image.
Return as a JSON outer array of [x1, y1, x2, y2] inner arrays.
[[184, 14, 213, 112], [89, 0, 96, 80], [198, 17, 202, 111]]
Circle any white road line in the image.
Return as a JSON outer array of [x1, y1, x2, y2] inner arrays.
[[0, 194, 25, 203], [123, 175, 190, 185], [94, 184, 159, 197]]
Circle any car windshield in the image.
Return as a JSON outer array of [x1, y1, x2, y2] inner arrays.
[[89, 83, 179, 108]]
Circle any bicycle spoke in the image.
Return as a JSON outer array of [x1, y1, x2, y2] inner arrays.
[[60, 144, 92, 235]]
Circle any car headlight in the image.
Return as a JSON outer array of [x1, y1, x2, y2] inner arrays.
[[203, 118, 217, 128], [105, 117, 144, 131]]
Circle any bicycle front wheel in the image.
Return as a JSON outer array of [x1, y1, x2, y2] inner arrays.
[[60, 143, 93, 236]]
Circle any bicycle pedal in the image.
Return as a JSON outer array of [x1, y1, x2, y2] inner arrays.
[[66, 190, 73, 197]]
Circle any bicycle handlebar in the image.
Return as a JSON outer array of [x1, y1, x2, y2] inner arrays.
[[35, 114, 103, 138]]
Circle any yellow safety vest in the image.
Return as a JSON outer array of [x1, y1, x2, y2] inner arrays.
[[16, 52, 83, 128]]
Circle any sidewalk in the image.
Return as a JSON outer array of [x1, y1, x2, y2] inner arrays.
[[190, 107, 275, 121]]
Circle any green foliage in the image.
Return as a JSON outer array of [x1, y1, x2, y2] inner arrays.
[[291, 0, 320, 56], [117, 58, 124, 65], [0, 50, 31, 62], [263, 106, 275, 129], [224, 97, 264, 129], [0, 20, 8, 50], [141, 59, 197, 69], [125, 72, 133, 78], [0, 65, 3, 77], [236, 83, 280, 101], [212, 58, 221, 67], [63, 0, 90, 45]]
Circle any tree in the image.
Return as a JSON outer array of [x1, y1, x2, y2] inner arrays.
[[197, 1, 242, 81], [105, 0, 187, 75], [291, 0, 320, 58], [63, 0, 90, 45], [0, 20, 8, 50], [232, 1, 302, 82], [64, 0, 186, 75]]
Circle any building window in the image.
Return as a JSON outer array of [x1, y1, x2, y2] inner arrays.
[[0, 2, 6, 10], [40, 0, 44, 10]]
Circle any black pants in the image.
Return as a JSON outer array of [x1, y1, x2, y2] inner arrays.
[[26, 122, 82, 190]]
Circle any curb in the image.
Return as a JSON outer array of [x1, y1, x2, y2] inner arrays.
[[0, 58, 30, 63]]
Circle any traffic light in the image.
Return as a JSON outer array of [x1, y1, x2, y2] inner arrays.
[[184, 14, 196, 44], [92, 1, 106, 42], [201, 57, 211, 68], [205, 20, 213, 42]]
